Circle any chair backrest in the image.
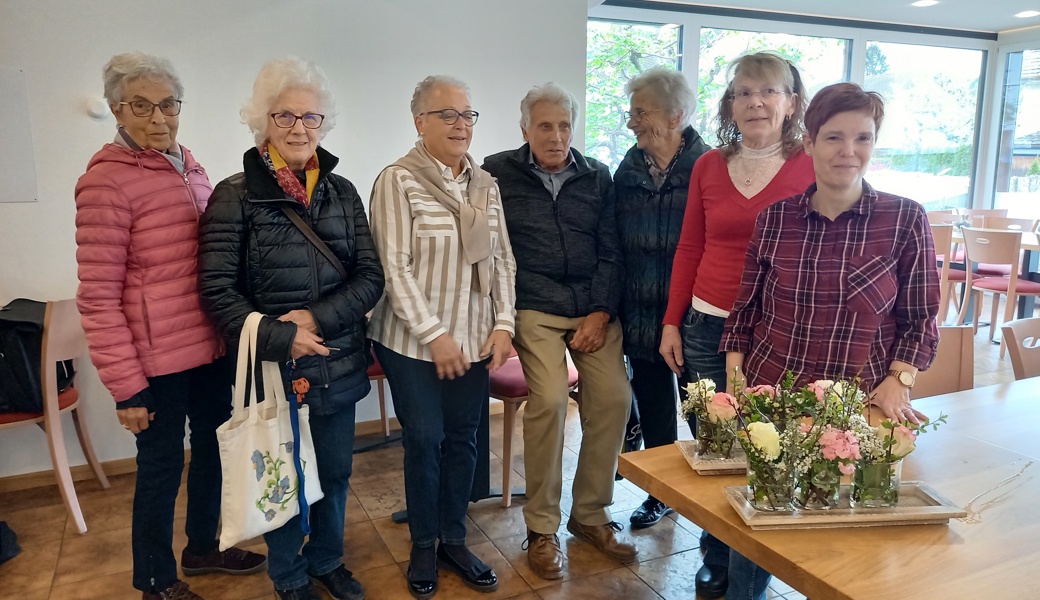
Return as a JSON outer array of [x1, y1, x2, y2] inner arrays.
[[981, 216, 1039, 233], [1001, 317, 1040, 380], [960, 227, 1022, 268], [912, 325, 974, 399], [959, 208, 1009, 218], [929, 223, 953, 311], [927, 211, 982, 228], [41, 300, 87, 411]]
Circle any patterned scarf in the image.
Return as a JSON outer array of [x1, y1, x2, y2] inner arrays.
[[645, 136, 687, 190], [261, 142, 320, 207]]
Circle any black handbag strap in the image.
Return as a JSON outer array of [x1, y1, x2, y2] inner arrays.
[[280, 206, 349, 281]]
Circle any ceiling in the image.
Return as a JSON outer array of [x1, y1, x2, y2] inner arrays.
[[615, 0, 1040, 34]]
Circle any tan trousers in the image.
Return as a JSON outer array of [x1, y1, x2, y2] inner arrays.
[[513, 309, 632, 534]]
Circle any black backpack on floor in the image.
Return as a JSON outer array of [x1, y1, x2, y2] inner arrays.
[[0, 298, 75, 414]]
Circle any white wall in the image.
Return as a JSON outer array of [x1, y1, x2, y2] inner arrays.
[[0, 0, 588, 478]]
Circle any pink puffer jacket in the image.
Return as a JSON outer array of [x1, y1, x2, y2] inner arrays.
[[75, 143, 223, 403]]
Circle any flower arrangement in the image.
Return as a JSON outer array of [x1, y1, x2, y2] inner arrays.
[[680, 378, 739, 459], [848, 413, 946, 507]]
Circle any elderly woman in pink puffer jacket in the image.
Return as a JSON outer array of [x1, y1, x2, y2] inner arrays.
[[74, 52, 265, 600]]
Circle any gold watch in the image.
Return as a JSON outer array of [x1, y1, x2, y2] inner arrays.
[[888, 369, 916, 388]]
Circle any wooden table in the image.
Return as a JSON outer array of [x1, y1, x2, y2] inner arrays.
[[619, 378, 1040, 599]]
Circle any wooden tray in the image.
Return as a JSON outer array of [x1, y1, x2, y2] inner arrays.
[[675, 440, 747, 475], [725, 482, 967, 530]]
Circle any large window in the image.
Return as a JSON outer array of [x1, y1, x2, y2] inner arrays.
[[697, 28, 849, 146], [586, 19, 681, 171], [993, 49, 1040, 214], [863, 42, 984, 210]]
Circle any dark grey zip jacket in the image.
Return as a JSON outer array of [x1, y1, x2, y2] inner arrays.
[[482, 145, 622, 319]]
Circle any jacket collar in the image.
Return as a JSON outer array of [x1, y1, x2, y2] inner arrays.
[[508, 143, 590, 174], [615, 126, 706, 191], [242, 145, 339, 202]]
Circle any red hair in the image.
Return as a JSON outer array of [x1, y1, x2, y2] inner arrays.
[[804, 83, 885, 142]]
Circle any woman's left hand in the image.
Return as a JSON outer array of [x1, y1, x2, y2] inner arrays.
[[869, 377, 928, 426], [480, 330, 513, 372], [279, 309, 319, 335]]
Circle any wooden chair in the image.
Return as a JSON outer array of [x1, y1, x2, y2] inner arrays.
[[975, 217, 1040, 276], [955, 228, 1040, 357], [0, 300, 110, 534], [489, 351, 578, 507], [366, 350, 391, 437], [911, 326, 974, 399], [1001, 317, 1040, 380]]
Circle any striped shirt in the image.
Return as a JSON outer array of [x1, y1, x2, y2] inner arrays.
[[368, 154, 517, 362], [720, 182, 940, 391]]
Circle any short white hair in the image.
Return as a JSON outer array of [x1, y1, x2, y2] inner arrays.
[[240, 57, 337, 146], [520, 82, 579, 129], [410, 75, 471, 117], [625, 67, 695, 128], [103, 52, 183, 105]]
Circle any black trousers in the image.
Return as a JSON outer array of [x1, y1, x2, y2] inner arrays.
[[628, 357, 687, 451]]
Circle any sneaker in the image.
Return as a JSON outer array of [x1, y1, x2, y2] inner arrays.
[[312, 564, 365, 600], [180, 546, 267, 576], [142, 581, 203, 600], [566, 517, 639, 563], [274, 583, 321, 600]]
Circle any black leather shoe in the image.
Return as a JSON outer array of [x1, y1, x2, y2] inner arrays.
[[437, 543, 498, 593], [629, 496, 674, 529], [695, 564, 728, 599], [407, 545, 437, 599], [312, 565, 364, 600]]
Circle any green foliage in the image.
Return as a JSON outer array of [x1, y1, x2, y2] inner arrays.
[[585, 20, 680, 172], [1028, 157, 1040, 177], [865, 44, 889, 77], [873, 144, 974, 176]]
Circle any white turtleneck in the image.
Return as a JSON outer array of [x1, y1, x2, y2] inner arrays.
[[726, 141, 786, 199]]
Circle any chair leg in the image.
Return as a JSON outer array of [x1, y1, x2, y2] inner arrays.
[[376, 377, 390, 438], [44, 410, 87, 534], [989, 292, 1000, 343], [955, 286, 971, 326], [501, 401, 521, 508], [71, 407, 110, 489], [1000, 290, 1018, 359]]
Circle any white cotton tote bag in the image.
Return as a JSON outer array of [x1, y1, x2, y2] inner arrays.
[[217, 311, 323, 551]]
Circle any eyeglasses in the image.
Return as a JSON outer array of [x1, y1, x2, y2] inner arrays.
[[118, 98, 182, 117], [729, 89, 788, 101], [419, 109, 480, 126], [270, 112, 325, 129], [625, 109, 661, 122]]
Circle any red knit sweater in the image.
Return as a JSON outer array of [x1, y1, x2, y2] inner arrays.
[[663, 149, 815, 326]]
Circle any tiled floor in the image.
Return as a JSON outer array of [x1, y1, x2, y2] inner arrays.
[[0, 323, 1018, 600]]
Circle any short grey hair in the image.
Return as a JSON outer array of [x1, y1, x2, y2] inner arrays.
[[410, 75, 471, 117], [519, 82, 579, 129], [240, 56, 337, 146], [103, 52, 184, 105], [625, 67, 695, 128]]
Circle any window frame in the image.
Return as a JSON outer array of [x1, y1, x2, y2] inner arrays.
[[590, 4, 998, 207]]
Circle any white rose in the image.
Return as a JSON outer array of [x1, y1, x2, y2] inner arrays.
[[882, 424, 917, 459], [684, 378, 716, 400], [746, 421, 782, 460]]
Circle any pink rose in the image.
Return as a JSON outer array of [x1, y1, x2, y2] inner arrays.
[[838, 462, 856, 476], [806, 382, 827, 401], [745, 384, 776, 398], [799, 422, 812, 434], [819, 427, 862, 461], [706, 392, 738, 423]]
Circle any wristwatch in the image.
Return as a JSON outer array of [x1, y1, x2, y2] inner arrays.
[[888, 369, 916, 388]]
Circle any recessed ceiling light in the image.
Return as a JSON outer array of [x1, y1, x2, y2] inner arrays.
[[1016, 10, 1040, 18], [911, 0, 939, 6]]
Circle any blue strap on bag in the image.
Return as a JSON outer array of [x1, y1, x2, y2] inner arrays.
[[285, 363, 311, 536]]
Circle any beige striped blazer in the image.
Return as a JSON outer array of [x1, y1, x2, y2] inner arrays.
[[368, 154, 516, 362]]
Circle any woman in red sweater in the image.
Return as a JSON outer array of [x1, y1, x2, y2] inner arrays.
[[658, 52, 814, 600]]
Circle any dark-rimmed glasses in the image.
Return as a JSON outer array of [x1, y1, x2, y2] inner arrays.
[[270, 112, 325, 129], [419, 109, 479, 126], [119, 98, 182, 117]]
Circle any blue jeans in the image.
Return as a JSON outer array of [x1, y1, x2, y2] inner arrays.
[[373, 343, 487, 547], [132, 358, 231, 592], [264, 396, 356, 590], [681, 307, 770, 599]]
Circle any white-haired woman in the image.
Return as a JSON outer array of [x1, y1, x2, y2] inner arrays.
[[613, 66, 711, 530], [368, 75, 515, 599], [659, 52, 813, 600], [76, 52, 266, 600], [198, 57, 384, 600]]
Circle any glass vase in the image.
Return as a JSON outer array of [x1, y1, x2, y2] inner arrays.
[[850, 460, 903, 508], [794, 459, 842, 510], [746, 459, 794, 511], [695, 417, 737, 460]]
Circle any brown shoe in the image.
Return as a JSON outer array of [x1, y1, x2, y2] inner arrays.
[[523, 530, 565, 580], [142, 580, 203, 600], [180, 546, 267, 576], [566, 517, 639, 563]]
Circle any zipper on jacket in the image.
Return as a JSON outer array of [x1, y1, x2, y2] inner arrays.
[[182, 171, 200, 220], [304, 206, 332, 389], [549, 197, 578, 315]]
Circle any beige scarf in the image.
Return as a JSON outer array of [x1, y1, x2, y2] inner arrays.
[[392, 141, 494, 293]]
